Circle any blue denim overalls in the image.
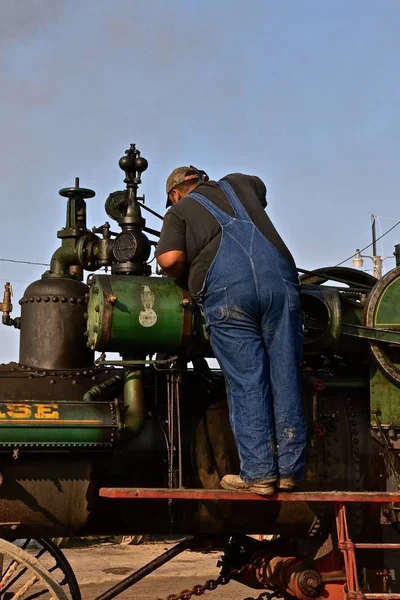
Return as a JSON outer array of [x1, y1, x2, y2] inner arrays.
[[189, 180, 306, 483]]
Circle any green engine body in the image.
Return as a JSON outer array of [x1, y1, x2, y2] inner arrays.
[[87, 275, 198, 354]]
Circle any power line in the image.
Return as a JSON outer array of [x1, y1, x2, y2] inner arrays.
[[335, 219, 400, 267], [0, 258, 49, 267]]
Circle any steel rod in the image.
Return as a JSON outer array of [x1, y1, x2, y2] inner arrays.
[[355, 543, 400, 549], [94, 539, 191, 600], [365, 595, 400, 599], [297, 268, 373, 289]]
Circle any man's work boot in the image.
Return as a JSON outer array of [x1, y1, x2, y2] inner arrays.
[[278, 477, 297, 491], [220, 474, 276, 495]]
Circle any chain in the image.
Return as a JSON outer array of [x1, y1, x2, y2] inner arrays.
[[157, 560, 280, 600], [243, 592, 281, 600]]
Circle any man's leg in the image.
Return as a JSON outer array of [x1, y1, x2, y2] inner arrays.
[[208, 317, 277, 484], [262, 302, 306, 482]]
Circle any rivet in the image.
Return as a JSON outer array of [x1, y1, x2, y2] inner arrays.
[[44, 297, 50, 302], [50, 379, 56, 384], [77, 298, 84, 304], [24, 298, 28, 303], [70, 297, 76, 303], [83, 370, 88, 375], [61, 297, 67, 303], [30, 297, 34, 302], [36, 297, 42, 302], [52, 297, 59, 302], [76, 372, 81, 376], [72, 380, 78, 385]]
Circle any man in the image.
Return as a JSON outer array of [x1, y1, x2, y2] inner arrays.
[[156, 167, 306, 495]]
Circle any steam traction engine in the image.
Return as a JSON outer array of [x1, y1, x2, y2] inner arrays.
[[0, 144, 398, 599]]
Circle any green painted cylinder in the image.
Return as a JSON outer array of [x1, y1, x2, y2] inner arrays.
[[87, 275, 194, 354]]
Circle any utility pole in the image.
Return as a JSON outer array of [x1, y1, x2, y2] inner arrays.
[[353, 215, 385, 278], [371, 214, 383, 279]]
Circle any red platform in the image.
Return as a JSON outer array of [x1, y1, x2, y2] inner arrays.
[[99, 487, 400, 502]]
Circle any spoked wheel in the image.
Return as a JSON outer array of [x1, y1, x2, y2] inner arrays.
[[0, 538, 80, 600]]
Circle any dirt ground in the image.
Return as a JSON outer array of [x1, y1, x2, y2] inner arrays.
[[63, 540, 250, 600]]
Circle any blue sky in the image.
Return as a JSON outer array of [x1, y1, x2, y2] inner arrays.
[[0, 0, 399, 361]]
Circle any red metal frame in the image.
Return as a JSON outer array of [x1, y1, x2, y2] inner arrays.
[[335, 502, 400, 600]]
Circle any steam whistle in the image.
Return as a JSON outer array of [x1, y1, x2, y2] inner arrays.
[[0, 282, 19, 329], [0, 282, 12, 317]]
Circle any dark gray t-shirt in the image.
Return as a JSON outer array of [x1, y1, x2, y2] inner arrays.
[[155, 173, 296, 295]]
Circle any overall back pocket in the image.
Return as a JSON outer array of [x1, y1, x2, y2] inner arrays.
[[203, 286, 230, 327], [283, 279, 301, 315]]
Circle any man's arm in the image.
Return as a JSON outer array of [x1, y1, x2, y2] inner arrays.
[[155, 211, 187, 279], [157, 250, 186, 278]]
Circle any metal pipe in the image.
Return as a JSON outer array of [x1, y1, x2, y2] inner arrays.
[[122, 369, 145, 438], [94, 539, 192, 600], [98, 356, 178, 367], [175, 374, 183, 488], [83, 375, 123, 402], [372, 214, 377, 258], [49, 246, 79, 277], [137, 200, 164, 222]]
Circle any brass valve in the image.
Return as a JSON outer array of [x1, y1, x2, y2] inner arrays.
[[0, 283, 20, 329], [0, 283, 13, 318]]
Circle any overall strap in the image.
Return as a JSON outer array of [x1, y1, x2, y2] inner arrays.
[[217, 180, 251, 221], [187, 191, 233, 227]]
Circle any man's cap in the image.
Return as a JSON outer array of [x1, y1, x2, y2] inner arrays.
[[165, 166, 208, 208]]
